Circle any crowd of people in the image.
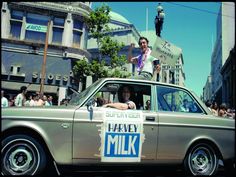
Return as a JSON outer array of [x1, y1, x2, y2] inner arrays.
[[205, 100, 235, 119], [1, 86, 54, 108]]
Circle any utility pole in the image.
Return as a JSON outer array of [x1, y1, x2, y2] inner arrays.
[[40, 21, 50, 94]]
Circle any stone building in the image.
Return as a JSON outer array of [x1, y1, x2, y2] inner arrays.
[[210, 2, 235, 104], [221, 47, 235, 108], [1, 2, 92, 104]]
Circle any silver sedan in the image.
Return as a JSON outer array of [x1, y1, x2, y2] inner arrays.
[[1, 78, 235, 176]]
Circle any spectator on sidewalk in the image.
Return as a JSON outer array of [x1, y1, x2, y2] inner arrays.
[[45, 95, 53, 106], [1, 90, 9, 108], [210, 102, 218, 116], [14, 86, 27, 107], [218, 103, 227, 117]]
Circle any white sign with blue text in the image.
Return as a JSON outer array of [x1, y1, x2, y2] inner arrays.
[[100, 110, 144, 162]]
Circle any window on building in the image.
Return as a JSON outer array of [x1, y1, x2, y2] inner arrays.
[[73, 19, 83, 30], [83, 30, 88, 49], [72, 19, 83, 48], [52, 17, 64, 45], [10, 10, 23, 39], [25, 13, 49, 43], [10, 65, 20, 74]]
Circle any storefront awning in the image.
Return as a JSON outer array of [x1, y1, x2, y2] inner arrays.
[[1, 81, 58, 93]]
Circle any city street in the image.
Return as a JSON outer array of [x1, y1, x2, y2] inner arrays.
[[44, 164, 230, 177]]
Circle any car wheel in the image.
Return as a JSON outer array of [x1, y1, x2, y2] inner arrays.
[[1, 134, 46, 175], [184, 143, 219, 176]]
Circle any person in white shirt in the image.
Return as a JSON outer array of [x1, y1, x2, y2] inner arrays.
[[14, 86, 27, 107], [1, 90, 9, 108], [128, 36, 161, 80]]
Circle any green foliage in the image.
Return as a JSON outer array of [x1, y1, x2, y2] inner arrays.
[[73, 58, 92, 80], [90, 60, 108, 78], [73, 3, 132, 85], [85, 3, 111, 44], [100, 36, 127, 68]]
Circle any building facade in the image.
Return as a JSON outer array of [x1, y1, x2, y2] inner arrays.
[[210, 2, 235, 104], [1, 2, 92, 104], [203, 75, 212, 103], [221, 47, 235, 108]]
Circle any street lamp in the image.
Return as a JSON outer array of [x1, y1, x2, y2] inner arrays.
[[155, 3, 165, 37], [154, 3, 165, 82]]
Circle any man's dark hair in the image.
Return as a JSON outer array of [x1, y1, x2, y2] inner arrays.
[[20, 86, 27, 93], [205, 100, 212, 107], [138, 36, 149, 45], [118, 84, 135, 103]]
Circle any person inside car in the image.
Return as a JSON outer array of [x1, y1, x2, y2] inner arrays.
[[103, 85, 136, 110], [180, 99, 189, 112], [145, 100, 151, 110]]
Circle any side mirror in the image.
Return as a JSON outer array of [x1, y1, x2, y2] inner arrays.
[[86, 99, 95, 121]]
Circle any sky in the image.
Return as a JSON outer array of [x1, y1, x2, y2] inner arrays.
[[91, 2, 222, 97]]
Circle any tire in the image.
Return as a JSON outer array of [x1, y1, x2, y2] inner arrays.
[[1, 134, 46, 175], [184, 143, 219, 176]]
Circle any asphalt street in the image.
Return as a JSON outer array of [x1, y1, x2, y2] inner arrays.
[[42, 164, 232, 177]]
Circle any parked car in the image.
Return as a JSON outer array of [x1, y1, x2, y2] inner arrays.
[[1, 78, 235, 176]]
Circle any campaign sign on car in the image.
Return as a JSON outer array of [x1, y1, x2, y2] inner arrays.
[[100, 110, 144, 162]]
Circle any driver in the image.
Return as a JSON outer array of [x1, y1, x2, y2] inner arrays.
[[103, 85, 136, 110]]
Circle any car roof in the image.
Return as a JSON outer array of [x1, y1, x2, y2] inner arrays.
[[100, 77, 188, 90]]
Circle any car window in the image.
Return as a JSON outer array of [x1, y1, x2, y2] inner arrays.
[[94, 83, 119, 106], [69, 79, 101, 106], [90, 83, 151, 110], [157, 85, 203, 113]]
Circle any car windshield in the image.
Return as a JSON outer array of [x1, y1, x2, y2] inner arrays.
[[69, 79, 102, 106]]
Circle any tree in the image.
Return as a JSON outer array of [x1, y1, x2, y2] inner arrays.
[[85, 3, 111, 61], [72, 58, 92, 81], [73, 4, 131, 89], [100, 36, 127, 68]]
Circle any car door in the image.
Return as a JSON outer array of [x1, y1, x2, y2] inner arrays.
[[135, 84, 159, 161], [72, 106, 105, 160], [155, 85, 207, 162], [72, 81, 159, 163]]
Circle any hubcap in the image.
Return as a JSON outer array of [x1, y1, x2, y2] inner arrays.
[[8, 148, 33, 172], [2, 139, 40, 175], [189, 146, 216, 175]]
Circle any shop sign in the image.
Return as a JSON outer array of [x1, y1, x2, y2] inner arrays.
[[32, 72, 69, 82], [26, 23, 47, 33]]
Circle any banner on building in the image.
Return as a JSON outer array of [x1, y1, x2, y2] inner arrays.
[[100, 109, 145, 162], [151, 36, 182, 67], [26, 23, 47, 33]]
